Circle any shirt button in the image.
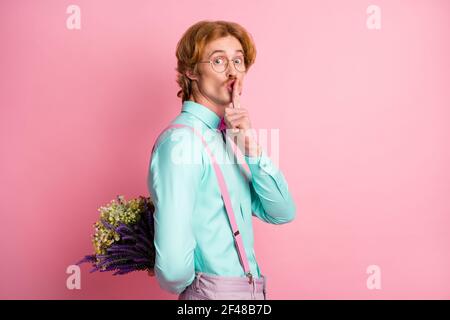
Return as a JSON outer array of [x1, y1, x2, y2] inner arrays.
[[260, 159, 272, 175], [260, 158, 268, 168]]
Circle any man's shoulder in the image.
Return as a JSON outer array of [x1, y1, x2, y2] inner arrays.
[[153, 115, 207, 152]]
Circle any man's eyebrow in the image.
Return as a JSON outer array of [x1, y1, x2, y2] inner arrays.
[[208, 49, 244, 57]]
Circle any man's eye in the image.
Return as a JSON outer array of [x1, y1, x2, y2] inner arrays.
[[213, 57, 225, 65], [234, 57, 243, 64]]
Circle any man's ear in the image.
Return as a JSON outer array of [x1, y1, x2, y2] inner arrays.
[[185, 69, 198, 81]]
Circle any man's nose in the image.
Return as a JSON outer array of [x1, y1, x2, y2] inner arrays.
[[225, 62, 238, 77]]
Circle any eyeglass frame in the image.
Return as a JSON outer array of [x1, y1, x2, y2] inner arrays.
[[197, 55, 247, 73]]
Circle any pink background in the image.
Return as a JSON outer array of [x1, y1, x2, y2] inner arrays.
[[1, 0, 449, 299]]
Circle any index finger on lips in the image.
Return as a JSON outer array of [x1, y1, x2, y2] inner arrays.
[[232, 78, 240, 109]]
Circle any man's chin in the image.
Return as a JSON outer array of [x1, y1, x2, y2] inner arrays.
[[223, 92, 233, 103], [216, 95, 232, 106]]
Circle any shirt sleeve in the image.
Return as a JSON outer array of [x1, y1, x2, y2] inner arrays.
[[244, 148, 296, 225], [147, 127, 204, 294]]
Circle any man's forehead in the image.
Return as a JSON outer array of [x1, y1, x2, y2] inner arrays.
[[207, 49, 244, 57]]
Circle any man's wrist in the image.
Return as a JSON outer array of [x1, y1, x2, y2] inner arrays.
[[245, 144, 262, 158]]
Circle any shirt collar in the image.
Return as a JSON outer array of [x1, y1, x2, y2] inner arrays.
[[181, 100, 225, 130]]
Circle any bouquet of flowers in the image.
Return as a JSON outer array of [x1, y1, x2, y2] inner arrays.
[[77, 195, 156, 276]]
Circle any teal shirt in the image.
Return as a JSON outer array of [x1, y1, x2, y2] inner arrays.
[[147, 100, 296, 294]]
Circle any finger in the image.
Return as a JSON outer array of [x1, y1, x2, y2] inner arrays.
[[228, 115, 247, 130], [227, 113, 247, 122], [223, 118, 239, 133], [232, 78, 241, 109], [225, 115, 246, 133], [225, 107, 246, 116], [224, 117, 241, 130], [239, 77, 243, 96], [224, 112, 246, 127]]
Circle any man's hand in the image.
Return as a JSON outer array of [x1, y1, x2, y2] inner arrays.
[[223, 78, 261, 157]]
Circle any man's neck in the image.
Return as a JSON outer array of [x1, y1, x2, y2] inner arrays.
[[189, 94, 226, 119]]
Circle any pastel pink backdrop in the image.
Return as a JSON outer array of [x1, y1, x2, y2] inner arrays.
[[0, 0, 449, 299]]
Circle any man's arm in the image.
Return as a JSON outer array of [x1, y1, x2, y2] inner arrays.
[[147, 127, 203, 294], [244, 149, 296, 224]]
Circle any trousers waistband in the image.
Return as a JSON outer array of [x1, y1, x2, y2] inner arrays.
[[193, 272, 266, 292]]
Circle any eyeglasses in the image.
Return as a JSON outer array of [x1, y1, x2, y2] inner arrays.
[[198, 55, 246, 73]]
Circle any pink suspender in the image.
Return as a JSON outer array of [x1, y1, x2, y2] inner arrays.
[[150, 123, 254, 284]]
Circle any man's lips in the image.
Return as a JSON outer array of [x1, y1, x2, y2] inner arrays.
[[226, 79, 236, 92]]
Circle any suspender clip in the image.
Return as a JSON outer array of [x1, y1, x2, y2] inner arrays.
[[246, 272, 253, 284]]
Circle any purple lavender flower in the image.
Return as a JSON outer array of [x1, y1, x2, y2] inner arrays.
[[77, 195, 156, 276]]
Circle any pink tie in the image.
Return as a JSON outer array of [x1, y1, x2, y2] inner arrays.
[[218, 117, 227, 131]]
